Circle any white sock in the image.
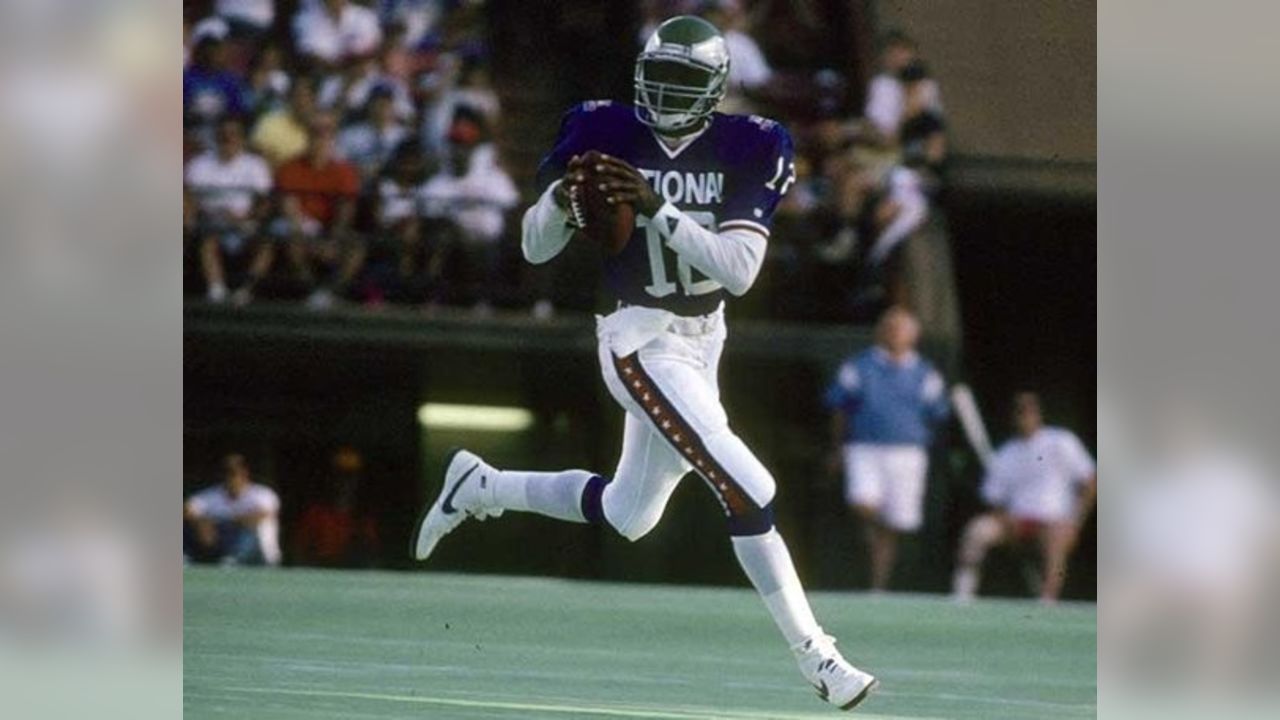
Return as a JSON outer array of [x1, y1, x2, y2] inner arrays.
[[953, 565, 978, 599], [491, 469, 593, 522], [732, 529, 823, 648]]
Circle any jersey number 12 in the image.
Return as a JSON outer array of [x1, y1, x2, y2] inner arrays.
[[640, 211, 719, 298]]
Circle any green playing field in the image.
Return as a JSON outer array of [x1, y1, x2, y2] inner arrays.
[[184, 568, 1095, 719]]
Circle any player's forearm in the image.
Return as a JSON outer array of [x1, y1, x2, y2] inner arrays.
[[521, 181, 575, 265], [652, 203, 765, 296]]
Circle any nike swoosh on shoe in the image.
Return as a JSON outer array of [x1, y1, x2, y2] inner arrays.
[[441, 463, 480, 514]]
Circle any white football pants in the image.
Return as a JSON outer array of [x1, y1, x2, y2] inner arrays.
[[595, 304, 778, 539]]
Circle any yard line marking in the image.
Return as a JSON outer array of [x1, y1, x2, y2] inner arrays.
[[219, 685, 935, 720]]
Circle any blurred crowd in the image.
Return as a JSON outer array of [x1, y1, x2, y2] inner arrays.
[[183, 0, 950, 322], [184, 0, 517, 312]]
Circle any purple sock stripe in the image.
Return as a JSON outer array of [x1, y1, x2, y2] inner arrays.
[[612, 352, 754, 518], [580, 474, 608, 524]]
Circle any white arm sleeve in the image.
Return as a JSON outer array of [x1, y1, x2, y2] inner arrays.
[[521, 181, 575, 265], [651, 203, 766, 296]]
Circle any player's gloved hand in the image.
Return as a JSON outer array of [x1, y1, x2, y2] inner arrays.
[[592, 155, 664, 218], [553, 155, 586, 212]]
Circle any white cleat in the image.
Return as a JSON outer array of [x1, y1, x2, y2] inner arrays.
[[794, 635, 879, 712], [410, 448, 503, 561]]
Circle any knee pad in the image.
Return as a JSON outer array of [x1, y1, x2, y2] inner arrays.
[[604, 500, 663, 542]]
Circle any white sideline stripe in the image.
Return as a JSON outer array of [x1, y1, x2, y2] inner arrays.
[[219, 685, 933, 720]]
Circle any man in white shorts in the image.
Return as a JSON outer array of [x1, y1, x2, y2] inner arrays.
[[825, 307, 949, 591], [952, 392, 1096, 602]]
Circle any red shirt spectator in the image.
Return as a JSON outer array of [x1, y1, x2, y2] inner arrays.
[[275, 155, 359, 226]]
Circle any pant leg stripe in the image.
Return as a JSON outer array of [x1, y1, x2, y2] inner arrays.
[[612, 351, 753, 517]]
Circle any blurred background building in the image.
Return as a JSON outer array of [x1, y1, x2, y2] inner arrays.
[[183, 0, 1095, 598]]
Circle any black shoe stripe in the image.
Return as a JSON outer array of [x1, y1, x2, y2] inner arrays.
[[441, 462, 480, 514]]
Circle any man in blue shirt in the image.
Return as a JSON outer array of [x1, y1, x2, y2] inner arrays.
[[826, 306, 949, 591]]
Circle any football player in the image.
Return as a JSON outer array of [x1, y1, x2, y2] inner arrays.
[[412, 16, 878, 711]]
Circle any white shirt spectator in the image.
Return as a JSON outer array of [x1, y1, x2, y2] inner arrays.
[[867, 166, 928, 265], [186, 483, 282, 565], [339, 122, 409, 179], [377, 178, 421, 227], [184, 150, 273, 219], [420, 146, 519, 243], [982, 427, 1096, 523], [319, 71, 415, 120], [423, 88, 501, 153], [217, 0, 274, 29], [724, 29, 772, 91], [293, 1, 384, 65], [864, 73, 942, 139], [383, 0, 447, 48]]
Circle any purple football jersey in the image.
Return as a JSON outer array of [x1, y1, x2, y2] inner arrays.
[[536, 101, 795, 316]]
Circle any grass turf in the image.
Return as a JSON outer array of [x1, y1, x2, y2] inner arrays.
[[184, 568, 1095, 719]]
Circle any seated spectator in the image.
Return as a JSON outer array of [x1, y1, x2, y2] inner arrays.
[[382, 0, 447, 50], [420, 112, 518, 309], [243, 44, 292, 119], [184, 454, 282, 566], [183, 35, 248, 132], [289, 447, 380, 567], [319, 55, 416, 123], [702, 0, 773, 115], [364, 139, 446, 304], [897, 61, 948, 181], [251, 77, 318, 167], [338, 87, 410, 182], [272, 114, 367, 308], [866, 164, 928, 268], [952, 392, 1097, 603], [293, 0, 384, 72], [422, 58, 500, 155], [863, 30, 942, 144], [215, 0, 275, 39], [184, 115, 275, 304]]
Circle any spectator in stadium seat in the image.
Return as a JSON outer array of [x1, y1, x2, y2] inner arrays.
[[290, 447, 381, 567], [952, 392, 1097, 603], [243, 44, 292, 119], [701, 0, 773, 115], [338, 86, 410, 182], [184, 116, 275, 304], [825, 307, 949, 591], [381, 0, 447, 51], [272, 113, 367, 309], [252, 77, 318, 167], [366, 139, 447, 304], [214, 0, 275, 39], [183, 35, 248, 131], [897, 62, 948, 181], [422, 59, 501, 156], [319, 55, 417, 124], [419, 111, 518, 310], [863, 30, 942, 144], [184, 454, 282, 566], [293, 0, 384, 72]]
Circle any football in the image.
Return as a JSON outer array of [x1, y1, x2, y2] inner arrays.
[[568, 150, 636, 256]]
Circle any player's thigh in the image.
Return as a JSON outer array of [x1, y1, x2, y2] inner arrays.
[[603, 346, 776, 513], [845, 445, 886, 510], [603, 413, 691, 540], [881, 446, 928, 532]]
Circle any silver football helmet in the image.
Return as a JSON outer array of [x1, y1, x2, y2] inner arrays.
[[634, 16, 731, 134]]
